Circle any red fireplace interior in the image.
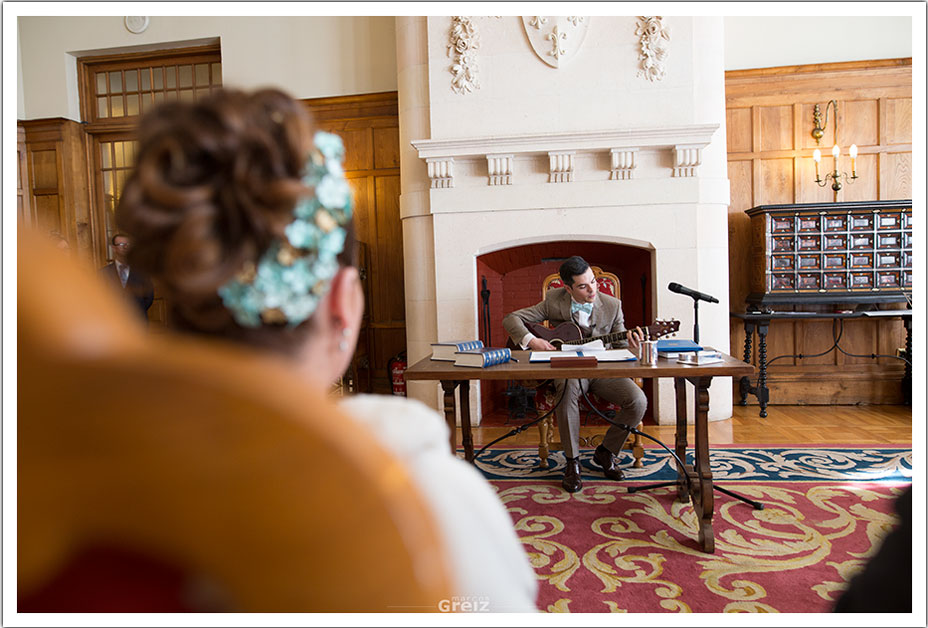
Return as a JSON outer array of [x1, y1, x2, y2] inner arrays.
[[476, 240, 654, 424]]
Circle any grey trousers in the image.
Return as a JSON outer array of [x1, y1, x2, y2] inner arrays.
[[553, 377, 647, 459]]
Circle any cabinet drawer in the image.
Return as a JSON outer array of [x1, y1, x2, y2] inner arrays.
[[797, 215, 820, 232], [849, 214, 873, 230], [769, 273, 795, 291], [849, 252, 872, 268], [877, 271, 901, 288], [823, 234, 847, 250], [770, 255, 794, 271], [798, 254, 821, 270], [876, 252, 900, 268], [797, 236, 820, 251], [797, 273, 821, 290], [850, 272, 873, 289], [877, 232, 901, 249], [877, 213, 902, 230], [824, 215, 847, 231], [771, 236, 795, 252], [824, 273, 847, 290], [770, 215, 794, 232], [850, 234, 873, 249]]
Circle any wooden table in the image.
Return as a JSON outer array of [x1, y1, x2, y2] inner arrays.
[[405, 351, 754, 553], [731, 309, 912, 417]]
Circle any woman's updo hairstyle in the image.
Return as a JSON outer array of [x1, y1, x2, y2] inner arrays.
[[117, 88, 355, 354]]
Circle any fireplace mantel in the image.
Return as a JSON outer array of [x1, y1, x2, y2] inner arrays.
[[411, 124, 719, 187]]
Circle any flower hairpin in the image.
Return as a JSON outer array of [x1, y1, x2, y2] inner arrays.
[[218, 131, 353, 328]]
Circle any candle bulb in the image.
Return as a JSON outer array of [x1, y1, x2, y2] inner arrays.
[[813, 148, 821, 180], [832, 144, 840, 159], [849, 144, 858, 177]]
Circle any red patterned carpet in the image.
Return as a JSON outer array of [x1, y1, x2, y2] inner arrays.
[[478, 446, 911, 613]]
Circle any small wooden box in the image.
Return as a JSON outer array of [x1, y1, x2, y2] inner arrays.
[[550, 356, 598, 368]]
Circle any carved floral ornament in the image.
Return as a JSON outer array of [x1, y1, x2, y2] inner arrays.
[[636, 16, 670, 82], [447, 17, 480, 95]]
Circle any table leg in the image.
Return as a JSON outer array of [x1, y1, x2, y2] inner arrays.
[[688, 375, 715, 553], [739, 321, 755, 405], [673, 377, 690, 503], [903, 316, 912, 405], [537, 417, 551, 468], [440, 380, 459, 456], [459, 380, 474, 462], [756, 320, 770, 418]]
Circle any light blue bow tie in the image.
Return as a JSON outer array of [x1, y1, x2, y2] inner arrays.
[[571, 301, 593, 315]]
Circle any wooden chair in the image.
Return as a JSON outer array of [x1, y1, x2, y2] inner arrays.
[[17, 229, 452, 612], [533, 267, 645, 468]]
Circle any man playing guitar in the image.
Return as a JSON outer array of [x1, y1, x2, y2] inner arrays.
[[503, 256, 646, 493]]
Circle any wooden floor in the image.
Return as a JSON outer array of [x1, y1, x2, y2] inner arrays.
[[471, 404, 913, 448]]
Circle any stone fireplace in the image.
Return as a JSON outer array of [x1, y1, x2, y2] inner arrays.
[[395, 16, 733, 424]]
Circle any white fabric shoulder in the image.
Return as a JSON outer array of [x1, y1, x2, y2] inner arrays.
[[339, 394, 449, 458], [338, 394, 538, 612]]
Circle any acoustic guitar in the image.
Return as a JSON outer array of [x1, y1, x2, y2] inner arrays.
[[506, 319, 680, 350]]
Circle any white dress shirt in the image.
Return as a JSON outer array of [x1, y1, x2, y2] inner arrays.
[[115, 260, 130, 288]]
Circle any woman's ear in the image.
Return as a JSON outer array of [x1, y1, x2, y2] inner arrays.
[[326, 266, 364, 339]]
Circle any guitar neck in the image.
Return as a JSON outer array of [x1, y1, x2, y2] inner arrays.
[[586, 330, 629, 346]]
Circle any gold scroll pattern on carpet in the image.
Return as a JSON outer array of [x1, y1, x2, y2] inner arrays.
[[495, 483, 904, 613], [497, 486, 580, 591]]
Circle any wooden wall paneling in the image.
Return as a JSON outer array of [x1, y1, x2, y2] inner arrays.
[[799, 320, 840, 366], [726, 108, 752, 153], [726, 59, 912, 406], [882, 97, 912, 144], [304, 93, 402, 394], [373, 124, 400, 169], [879, 152, 912, 199], [373, 175, 404, 323], [727, 160, 754, 305], [759, 158, 794, 205], [844, 99, 879, 146], [17, 126, 33, 227], [758, 105, 794, 152]]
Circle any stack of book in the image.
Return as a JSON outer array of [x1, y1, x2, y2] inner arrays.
[[430, 340, 484, 361], [453, 347, 512, 368]]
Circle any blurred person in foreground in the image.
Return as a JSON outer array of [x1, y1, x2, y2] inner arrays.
[[115, 88, 538, 612]]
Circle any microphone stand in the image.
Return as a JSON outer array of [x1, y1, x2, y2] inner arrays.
[[628, 290, 763, 510], [693, 298, 700, 344], [480, 276, 491, 346]]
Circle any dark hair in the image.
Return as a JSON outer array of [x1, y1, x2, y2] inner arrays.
[[559, 256, 591, 287], [116, 88, 356, 355], [111, 233, 129, 246]]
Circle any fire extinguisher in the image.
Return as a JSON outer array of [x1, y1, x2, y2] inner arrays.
[[388, 351, 408, 396]]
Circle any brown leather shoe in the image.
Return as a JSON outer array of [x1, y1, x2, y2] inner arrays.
[[593, 445, 625, 481], [562, 457, 582, 493]]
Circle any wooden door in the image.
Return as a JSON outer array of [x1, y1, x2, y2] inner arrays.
[[303, 93, 403, 394], [19, 119, 93, 258]]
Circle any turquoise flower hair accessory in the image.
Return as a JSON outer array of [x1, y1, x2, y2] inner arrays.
[[218, 131, 353, 328]]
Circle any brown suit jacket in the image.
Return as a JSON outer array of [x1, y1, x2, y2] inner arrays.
[[502, 287, 628, 349]]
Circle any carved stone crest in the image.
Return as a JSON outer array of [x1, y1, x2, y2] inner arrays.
[[521, 16, 590, 68]]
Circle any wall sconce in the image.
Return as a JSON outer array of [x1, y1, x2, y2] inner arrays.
[[811, 99, 858, 200]]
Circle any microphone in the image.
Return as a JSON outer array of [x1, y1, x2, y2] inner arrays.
[[668, 282, 719, 304]]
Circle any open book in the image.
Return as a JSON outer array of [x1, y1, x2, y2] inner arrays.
[[529, 348, 637, 363]]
